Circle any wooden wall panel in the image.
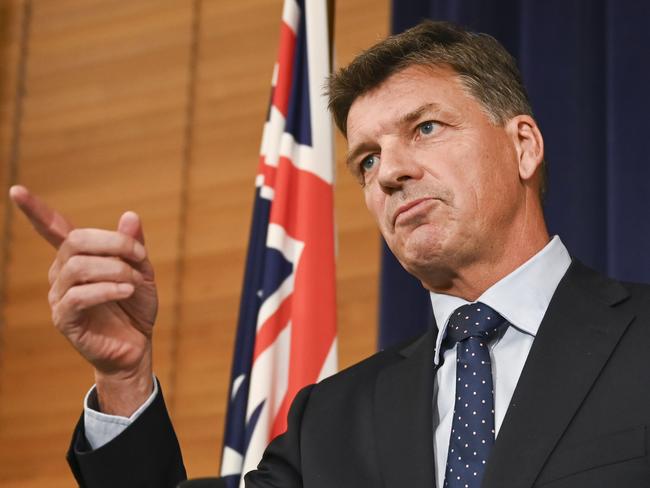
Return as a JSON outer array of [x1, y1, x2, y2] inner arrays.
[[0, 0, 390, 485], [0, 1, 193, 485], [0, 0, 25, 323]]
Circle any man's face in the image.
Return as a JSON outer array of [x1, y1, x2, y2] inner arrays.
[[346, 65, 525, 290]]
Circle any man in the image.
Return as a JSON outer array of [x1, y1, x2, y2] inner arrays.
[[10, 20, 650, 488]]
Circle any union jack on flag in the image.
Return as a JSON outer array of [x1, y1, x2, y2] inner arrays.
[[219, 1, 337, 486]]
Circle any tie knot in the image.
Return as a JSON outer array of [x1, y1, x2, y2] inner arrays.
[[444, 302, 507, 346]]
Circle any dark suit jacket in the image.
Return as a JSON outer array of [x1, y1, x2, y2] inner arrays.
[[68, 261, 650, 487]]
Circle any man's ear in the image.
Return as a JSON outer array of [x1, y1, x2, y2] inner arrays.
[[506, 115, 544, 182]]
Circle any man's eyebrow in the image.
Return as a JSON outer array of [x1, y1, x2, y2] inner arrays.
[[399, 102, 443, 125]]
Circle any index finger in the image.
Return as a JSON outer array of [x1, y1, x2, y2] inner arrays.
[[9, 185, 75, 248]]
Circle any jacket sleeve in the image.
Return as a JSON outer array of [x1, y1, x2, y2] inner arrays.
[[67, 382, 186, 488], [244, 384, 315, 487]]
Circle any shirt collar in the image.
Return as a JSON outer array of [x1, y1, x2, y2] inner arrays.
[[431, 236, 571, 365]]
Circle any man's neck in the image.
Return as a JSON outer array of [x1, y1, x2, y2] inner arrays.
[[424, 224, 551, 301]]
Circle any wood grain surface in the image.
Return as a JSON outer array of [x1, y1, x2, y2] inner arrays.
[[0, 0, 389, 485]]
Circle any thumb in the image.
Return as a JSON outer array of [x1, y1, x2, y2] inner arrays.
[[117, 211, 145, 244]]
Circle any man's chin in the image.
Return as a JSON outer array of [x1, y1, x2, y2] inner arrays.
[[393, 236, 448, 276], [398, 225, 446, 255]]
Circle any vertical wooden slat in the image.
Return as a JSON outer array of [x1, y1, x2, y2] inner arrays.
[[0, 0, 29, 353], [167, 0, 202, 415]]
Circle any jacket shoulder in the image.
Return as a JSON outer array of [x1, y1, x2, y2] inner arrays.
[[315, 331, 430, 395]]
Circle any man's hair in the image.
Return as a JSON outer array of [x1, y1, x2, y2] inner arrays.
[[328, 20, 533, 135], [327, 20, 546, 196]]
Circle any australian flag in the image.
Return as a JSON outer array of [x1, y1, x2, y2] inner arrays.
[[219, 1, 337, 486]]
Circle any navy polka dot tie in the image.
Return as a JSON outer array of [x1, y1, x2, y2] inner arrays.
[[442, 302, 507, 488]]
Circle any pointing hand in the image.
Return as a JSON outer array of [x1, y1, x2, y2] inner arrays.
[[9, 185, 157, 415]]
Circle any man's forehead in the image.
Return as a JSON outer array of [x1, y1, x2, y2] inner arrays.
[[346, 64, 466, 131], [348, 68, 467, 135]]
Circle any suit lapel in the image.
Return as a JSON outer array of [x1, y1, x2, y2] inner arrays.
[[482, 261, 634, 488], [374, 329, 437, 488]]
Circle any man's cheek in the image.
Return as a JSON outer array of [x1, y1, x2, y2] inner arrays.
[[364, 194, 384, 222]]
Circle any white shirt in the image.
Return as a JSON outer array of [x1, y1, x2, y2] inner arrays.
[[85, 236, 572, 469], [431, 236, 571, 488], [84, 375, 158, 449]]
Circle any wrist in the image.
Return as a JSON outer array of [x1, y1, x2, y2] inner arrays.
[[94, 352, 154, 417]]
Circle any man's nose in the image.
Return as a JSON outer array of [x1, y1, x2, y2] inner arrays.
[[376, 143, 424, 192]]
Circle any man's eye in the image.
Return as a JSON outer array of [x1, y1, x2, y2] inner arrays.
[[361, 155, 379, 172], [418, 121, 438, 136]]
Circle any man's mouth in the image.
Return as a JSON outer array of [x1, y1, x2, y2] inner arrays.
[[393, 198, 437, 226]]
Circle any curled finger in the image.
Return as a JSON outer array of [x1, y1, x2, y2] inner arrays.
[[58, 228, 147, 266], [52, 282, 135, 328], [50, 255, 144, 305]]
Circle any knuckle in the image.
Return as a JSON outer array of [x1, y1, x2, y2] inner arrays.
[[48, 287, 58, 307], [66, 229, 85, 250], [50, 303, 64, 330], [63, 288, 82, 310], [48, 262, 58, 285], [66, 255, 86, 278]]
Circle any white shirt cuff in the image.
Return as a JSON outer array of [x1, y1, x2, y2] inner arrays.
[[83, 375, 159, 450]]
